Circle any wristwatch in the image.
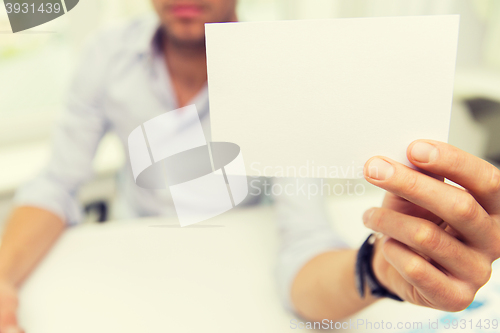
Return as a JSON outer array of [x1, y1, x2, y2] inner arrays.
[[355, 233, 404, 301]]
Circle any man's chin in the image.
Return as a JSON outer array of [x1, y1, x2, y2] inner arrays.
[[168, 35, 206, 48], [163, 24, 206, 47]]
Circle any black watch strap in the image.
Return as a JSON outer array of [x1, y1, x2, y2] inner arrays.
[[355, 233, 403, 301]]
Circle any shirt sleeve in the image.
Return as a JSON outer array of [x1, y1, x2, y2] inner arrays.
[[273, 177, 350, 313], [13, 31, 116, 226]]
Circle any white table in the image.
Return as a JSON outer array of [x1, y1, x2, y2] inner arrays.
[[18, 190, 500, 333]]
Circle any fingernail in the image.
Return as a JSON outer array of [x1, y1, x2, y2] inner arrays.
[[411, 142, 438, 163], [363, 208, 375, 224], [366, 158, 394, 180]]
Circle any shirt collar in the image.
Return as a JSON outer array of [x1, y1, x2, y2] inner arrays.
[[129, 15, 163, 57]]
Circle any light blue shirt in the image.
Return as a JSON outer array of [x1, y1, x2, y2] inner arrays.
[[14, 16, 348, 311]]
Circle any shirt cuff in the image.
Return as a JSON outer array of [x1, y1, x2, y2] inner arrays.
[[13, 176, 82, 226]]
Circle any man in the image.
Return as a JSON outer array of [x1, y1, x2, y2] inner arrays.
[[1, 1, 499, 332]]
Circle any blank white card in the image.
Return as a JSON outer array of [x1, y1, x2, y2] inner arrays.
[[206, 16, 459, 178]]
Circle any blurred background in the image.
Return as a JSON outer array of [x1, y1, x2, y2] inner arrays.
[[1, 0, 500, 226]]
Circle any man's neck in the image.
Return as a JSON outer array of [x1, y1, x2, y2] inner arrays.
[[163, 39, 208, 108]]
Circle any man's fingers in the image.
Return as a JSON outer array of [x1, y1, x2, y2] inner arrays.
[[0, 307, 22, 333], [0, 282, 22, 333], [381, 238, 474, 312], [407, 140, 500, 214], [382, 192, 442, 224], [363, 208, 487, 284], [2, 327, 23, 333], [0, 295, 21, 333], [364, 157, 495, 248]]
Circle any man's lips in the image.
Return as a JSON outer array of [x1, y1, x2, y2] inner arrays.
[[170, 4, 204, 19]]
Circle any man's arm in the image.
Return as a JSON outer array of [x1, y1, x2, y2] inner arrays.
[[0, 28, 117, 332], [0, 207, 65, 287], [273, 177, 374, 320], [291, 249, 378, 321], [0, 206, 65, 332]]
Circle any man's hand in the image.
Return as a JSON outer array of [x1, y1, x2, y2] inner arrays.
[[362, 140, 500, 311], [0, 206, 65, 333], [0, 281, 23, 333]]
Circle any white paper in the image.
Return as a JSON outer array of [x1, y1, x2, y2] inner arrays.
[[205, 15, 459, 178]]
